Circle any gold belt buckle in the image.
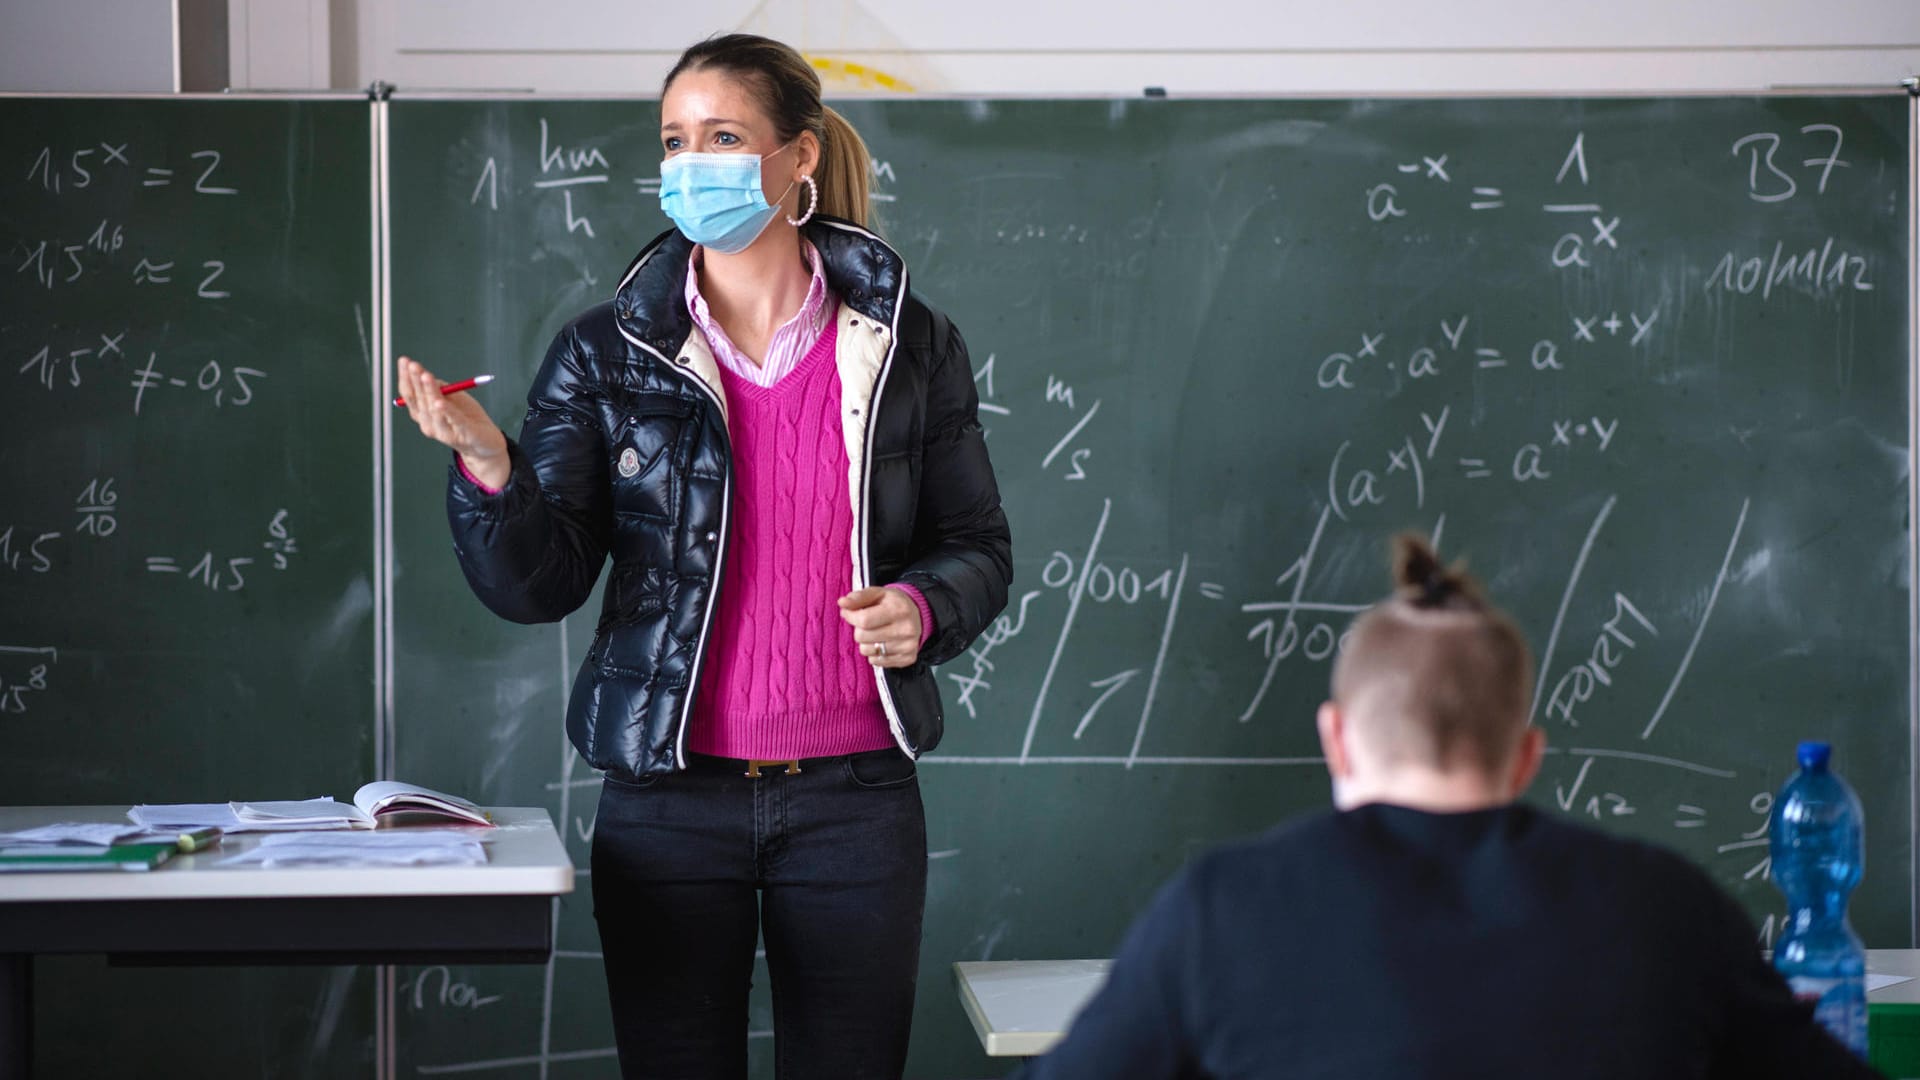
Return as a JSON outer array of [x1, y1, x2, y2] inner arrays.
[[744, 759, 802, 779]]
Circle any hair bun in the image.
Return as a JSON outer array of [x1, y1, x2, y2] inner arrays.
[[1391, 533, 1480, 609]]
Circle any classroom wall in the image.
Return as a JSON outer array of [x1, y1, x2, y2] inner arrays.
[[226, 0, 331, 93], [4, 1, 1916, 96], [338, 0, 1920, 95], [0, 0, 177, 93]]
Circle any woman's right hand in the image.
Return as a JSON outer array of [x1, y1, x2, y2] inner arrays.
[[396, 355, 511, 490]]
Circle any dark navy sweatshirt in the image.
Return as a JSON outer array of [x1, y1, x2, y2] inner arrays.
[[1015, 802, 1881, 1080]]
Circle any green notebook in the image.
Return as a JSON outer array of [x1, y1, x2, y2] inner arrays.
[[0, 841, 176, 872]]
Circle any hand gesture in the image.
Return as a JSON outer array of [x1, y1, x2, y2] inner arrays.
[[396, 356, 509, 489]]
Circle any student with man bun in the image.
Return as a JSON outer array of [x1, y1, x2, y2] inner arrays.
[[1017, 535, 1878, 1079]]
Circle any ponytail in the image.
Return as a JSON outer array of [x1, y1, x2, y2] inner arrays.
[[816, 106, 873, 228]]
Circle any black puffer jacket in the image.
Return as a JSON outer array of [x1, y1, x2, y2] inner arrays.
[[446, 218, 1012, 782]]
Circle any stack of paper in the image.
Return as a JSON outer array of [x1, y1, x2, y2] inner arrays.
[[232, 799, 367, 830], [0, 822, 153, 846], [217, 830, 487, 868], [128, 798, 356, 833]]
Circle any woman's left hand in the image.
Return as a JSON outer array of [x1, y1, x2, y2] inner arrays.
[[838, 587, 922, 668]]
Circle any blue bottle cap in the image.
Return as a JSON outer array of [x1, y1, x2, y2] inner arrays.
[[1797, 741, 1831, 769]]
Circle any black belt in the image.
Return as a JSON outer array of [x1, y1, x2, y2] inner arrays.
[[687, 747, 903, 779]]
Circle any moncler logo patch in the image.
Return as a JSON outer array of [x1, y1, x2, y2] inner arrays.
[[617, 447, 641, 478]]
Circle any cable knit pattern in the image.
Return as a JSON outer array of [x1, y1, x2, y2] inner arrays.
[[687, 318, 898, 759]]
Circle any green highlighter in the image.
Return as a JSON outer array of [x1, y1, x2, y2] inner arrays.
[[0, 841, 177, 872], [171, 827, 223, 853]]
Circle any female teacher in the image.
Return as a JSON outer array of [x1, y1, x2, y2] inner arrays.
[[395, 33, 1012, 1080]]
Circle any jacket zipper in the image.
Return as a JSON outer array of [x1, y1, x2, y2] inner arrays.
[[820, 219, 916, 758]]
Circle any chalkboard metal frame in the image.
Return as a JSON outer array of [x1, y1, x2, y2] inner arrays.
[[1907, 85, 1919, 945], [373, 94, 395, 787]]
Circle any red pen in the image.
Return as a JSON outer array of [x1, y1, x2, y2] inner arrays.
[[393, 374, 494, 408]]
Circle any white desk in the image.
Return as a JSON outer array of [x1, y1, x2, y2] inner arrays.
[[955, 959, 1111, 1057], [958, 951, 1920, 1060], [0, 804, 570, 902], [0, 805, 572, 1080], [1870, 950, 1920, 1005]]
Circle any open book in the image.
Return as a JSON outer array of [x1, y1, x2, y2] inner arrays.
[[344, 781, 493, 827], [252, 782, 494, 829], [130, 781, 493, 833]]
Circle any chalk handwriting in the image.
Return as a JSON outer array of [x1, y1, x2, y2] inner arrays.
[[950, 589, 1042, 720], [1731, 125, 1847, 203], [74, 478, 117, 537], [1704, 238, 1874, 300], [146, 552, 254, 592], [0, 647, 57, 717], [1543, 593, 1659, 726], [130, 353, 265, 414], [262, 510, 298, 569], [0, 526, 60, 574], [408, 967, 502, 1012]]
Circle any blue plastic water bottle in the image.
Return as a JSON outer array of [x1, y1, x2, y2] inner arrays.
[[1771, 740, 1868, 1057]]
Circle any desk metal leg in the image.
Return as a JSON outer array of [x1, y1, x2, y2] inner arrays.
[[0, 953, 28, 1080]]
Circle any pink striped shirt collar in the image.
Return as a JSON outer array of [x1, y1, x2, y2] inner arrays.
[[684, 239, 834, 389]]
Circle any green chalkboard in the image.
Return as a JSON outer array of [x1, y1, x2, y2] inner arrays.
[[0, 97, 377, 1077], [386, 93, 1915, 1079], [385, 93, 1913, 1079]]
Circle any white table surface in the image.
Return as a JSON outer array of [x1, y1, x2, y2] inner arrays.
[[1870, 949, 1920, 1006], [959, 950, 1920, 1058], [954, 959, 1112, 1057], [0, 805, 572, 901]]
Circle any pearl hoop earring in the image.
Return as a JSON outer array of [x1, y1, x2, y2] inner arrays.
[[787, 174, 818, 227]]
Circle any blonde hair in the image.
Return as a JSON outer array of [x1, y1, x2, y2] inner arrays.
[[664, 34, 874, 228], [1330, 534, 1535, 773]]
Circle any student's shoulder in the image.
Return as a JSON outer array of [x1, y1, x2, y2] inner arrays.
[[1513, 804, 1739, 912], [1188, 804, 1719, 890], [1519, 803, 1705, 870], [1178, 810, 1347, 896], [1197, 808, 1344, 860]]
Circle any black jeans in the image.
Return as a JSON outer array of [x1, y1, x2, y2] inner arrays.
[[591, 748, 928, 1080]]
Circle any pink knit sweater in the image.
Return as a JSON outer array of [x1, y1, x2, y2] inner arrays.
[[685, 319, 901, 759]]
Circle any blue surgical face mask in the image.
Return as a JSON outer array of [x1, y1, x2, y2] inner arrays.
[[658, 144, 796, 255]]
